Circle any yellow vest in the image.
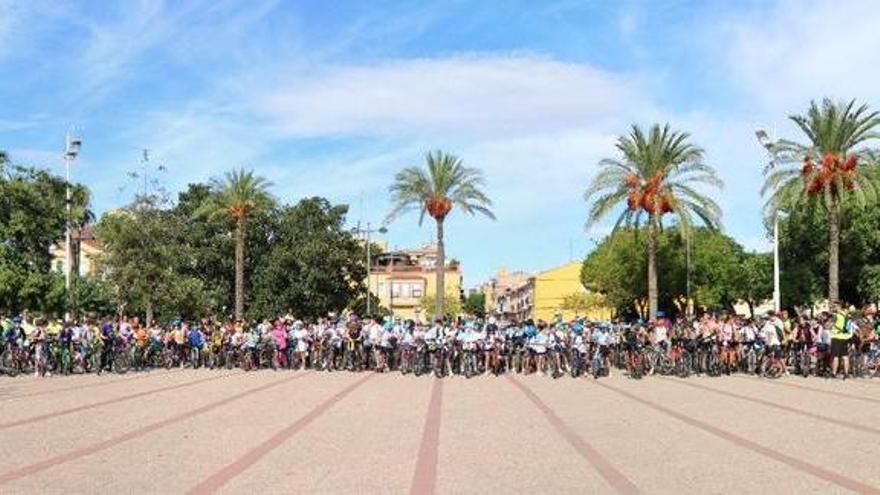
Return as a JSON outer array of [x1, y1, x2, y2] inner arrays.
[[831, 311, 851, 340]]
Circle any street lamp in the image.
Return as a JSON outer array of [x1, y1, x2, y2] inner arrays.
[[755, 128, 781, 313], [353, 222, 388, 316], [64, 133, 82, 319]]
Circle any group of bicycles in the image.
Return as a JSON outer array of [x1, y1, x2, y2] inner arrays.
[[2, 309, 878, 380]]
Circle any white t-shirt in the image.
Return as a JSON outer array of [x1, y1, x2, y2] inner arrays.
[[761, 323, 780, 346], [654, 325, 668, 343]]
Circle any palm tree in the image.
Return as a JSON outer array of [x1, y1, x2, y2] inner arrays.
[[199, 168, 273, 319], [761, 98, 880, 305], [387, 151, 495, 319], [585, 124, 723, 319]]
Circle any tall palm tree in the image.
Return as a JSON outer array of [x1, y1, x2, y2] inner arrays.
[[387, 151, 495, 319], [199, 168, 273, 319], [762, 98, 880, 305], [585, 124, 723, 319]]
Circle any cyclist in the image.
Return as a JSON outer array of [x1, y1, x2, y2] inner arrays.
[[271, 319, 287, 369], [760, 315, 783, 376], [829, 306, 854, 379], [32, 320, 49, 377], [719, 316, 736, 375], [529, 322, 549, 375]]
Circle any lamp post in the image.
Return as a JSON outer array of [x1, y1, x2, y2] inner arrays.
[[755, 128, 781, 312], [686, 230, 692, 317], [64, 133, 82, 319], [353, 222, 387, 316]]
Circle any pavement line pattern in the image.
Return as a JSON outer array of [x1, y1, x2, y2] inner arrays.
[[0, 369, 180, 402], [0, 371, 238, 430], [734, 375, 880, 405], [659, 377, 880, 435], [596, 381, 880, 494], [508, 377, 641, 495], [0, 373, 309, 486], [186, 373, 374, 495], [409, 378, 443, 495]]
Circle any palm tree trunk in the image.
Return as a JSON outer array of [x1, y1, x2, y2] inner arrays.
[[234, 216, 245, 320], [435, 218, 445, 320], [647, 219, 658, 319], [828, 196, 840, 305], [145, 298, 153, 328]]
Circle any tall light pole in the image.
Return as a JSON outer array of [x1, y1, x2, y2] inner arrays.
[[686, 230, 692, 317], [773, 216, 780, 312], [64, 133, 82, 318], [755, 127, 781, 312], [353, 222, 387, 316]]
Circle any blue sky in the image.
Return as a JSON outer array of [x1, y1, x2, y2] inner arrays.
[[2, 0, 880, 287]]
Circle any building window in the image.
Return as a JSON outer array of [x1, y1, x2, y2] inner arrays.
[[391, 281, 423, 298]]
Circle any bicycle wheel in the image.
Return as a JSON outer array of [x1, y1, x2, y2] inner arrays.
[[1, 350, 19, 377], [114, 353, 131, 374]]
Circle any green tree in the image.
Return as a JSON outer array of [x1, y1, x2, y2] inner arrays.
[[249, 198, 366, 319], [778, 197, 880, 308], [585, 124, 723, 318], [0, 157, 90, 314], [172, 183, 236, 314], [560, 291, 607, 317], [762, 98, 880, 305], [732, 252, 773, 317], [463, 292, 486, 318], [418, 293, 461, 320], [387, 151, 494, 319], [581, 230, 646, 318], [96, 200, 180, 324], [75, 276, 115, 317], [347, 292, 391, 319], [198, 169, 273, 319], [859, 265, 880, 307], [582, 228, 752, 318]]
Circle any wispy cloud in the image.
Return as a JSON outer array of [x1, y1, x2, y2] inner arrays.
[[719, 0, 880, 109], [256, 53, 645, 139]]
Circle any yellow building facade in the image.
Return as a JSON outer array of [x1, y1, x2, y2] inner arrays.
[[533, 261, 611, 322], [495, 261, 613, 322], [50, 225, 103, 278], [368, 244, 462, 321]]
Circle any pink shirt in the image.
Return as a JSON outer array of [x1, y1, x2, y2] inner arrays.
[[272, 327, 287, 350]]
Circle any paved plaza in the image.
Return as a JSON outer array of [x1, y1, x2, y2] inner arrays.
[[1, 370, 878, 494]]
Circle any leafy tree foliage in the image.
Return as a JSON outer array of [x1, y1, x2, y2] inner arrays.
[[96, 198, 184, 325], [778, 197, 880, 308], [347, 292, 391, 319], [0, 157, 90, 314], [581, 228, 771, 318], [249, 197, 366, 319], [95, 188, 366, 322], [463, 292, 486, 318], [419, 293, 461, 320], [560, 291, 608, 317]]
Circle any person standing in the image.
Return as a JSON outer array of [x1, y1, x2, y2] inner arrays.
[[830, 307, 853, 379]]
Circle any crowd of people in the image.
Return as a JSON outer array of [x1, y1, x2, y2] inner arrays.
[[1, 307, 878, 380]]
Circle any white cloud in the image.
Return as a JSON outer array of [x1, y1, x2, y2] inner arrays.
[[256, 54, 644, 138], [721, 0, 880, 109]]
